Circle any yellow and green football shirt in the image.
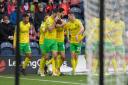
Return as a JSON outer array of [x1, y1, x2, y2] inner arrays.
[[20, 21, 31, 43], [112, 20, 125, 46], [44, 16, 57, 40], [65, 19, 83, 43], [13, 21, 31, 47]]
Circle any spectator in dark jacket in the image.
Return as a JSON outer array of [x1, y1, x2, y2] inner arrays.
[[0, 14, 14, 44], [34, 4, 45, 32], [26, 10, 34, 24]]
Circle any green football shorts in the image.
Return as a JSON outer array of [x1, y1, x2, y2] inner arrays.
[[57, 42, 65, 52], [43, 39, 58, 54], [70, 43, 81, 54], [20, 43, 31, 54]]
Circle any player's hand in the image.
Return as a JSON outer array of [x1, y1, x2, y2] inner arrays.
[[8, 36, 14, 40]]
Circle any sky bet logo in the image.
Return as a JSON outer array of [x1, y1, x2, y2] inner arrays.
[[9, 59, 40, 69]]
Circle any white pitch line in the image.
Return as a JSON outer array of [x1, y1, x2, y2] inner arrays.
[[0, 76, 85, 85]]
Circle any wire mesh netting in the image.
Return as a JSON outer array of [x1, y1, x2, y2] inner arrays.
[[84, 0, 128, 85]]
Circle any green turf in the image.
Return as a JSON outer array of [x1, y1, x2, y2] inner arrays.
[[0, 74, 87, 85], [0, 74, 128, 85]]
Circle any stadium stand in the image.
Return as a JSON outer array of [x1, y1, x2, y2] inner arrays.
[[0, 42, 14, 57], [30, 42, 41, 56], [0, 0, 85, 57]]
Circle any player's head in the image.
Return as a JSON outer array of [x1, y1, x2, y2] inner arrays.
[[44, 14, 49, 21], [52, 8, 58, 18], [23, 13, 29, 24], [114, 11, 120, 22], [68, 12, 75, 21], [57, 8, 64, 17]]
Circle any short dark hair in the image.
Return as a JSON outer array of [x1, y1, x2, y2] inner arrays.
[[58, 8, 64, 13], [23, 13, 29, 18], [52, 8, 58, 14], [3, 14, 8, 17]]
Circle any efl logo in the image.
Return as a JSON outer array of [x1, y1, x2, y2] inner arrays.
[[0, 60, 6, 72]]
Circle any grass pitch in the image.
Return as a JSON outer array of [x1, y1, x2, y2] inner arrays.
[[0, 74, 128, 85]]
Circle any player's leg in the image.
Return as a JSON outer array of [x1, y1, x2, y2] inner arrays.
[[92, 42, 98, 73], [51, 40, 58, 76], [70, 43, 80, 75], [115, 45, 126, 72], [57, 42, 66, 75], [52, 51, 58, 76], [39, 40, 50, 76], [40, 54, 48, 76], [21, 43, 32, 75], [105, 42, 117, 73], [86, 43, 93, 73], [70, 43, 76, 74]]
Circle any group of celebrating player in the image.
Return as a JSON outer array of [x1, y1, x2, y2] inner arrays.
[[13, 8, 84, 76], [86, 11, 127, 74], [13, 6, 127, 76]]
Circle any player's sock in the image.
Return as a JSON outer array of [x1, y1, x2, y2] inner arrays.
[[52, 58, 56, 74], [92, 58, 98, 73], [39, 57, 46, 75], [57, 56, 62, 75], [22, 57, 30, 69], [58, 55, 64, 69], [75, 58, 78, 69], [71, 58, 76, 74], [55, 58, 58, 74], [112, 59, 117, 72], [46, 58, 54, 65]]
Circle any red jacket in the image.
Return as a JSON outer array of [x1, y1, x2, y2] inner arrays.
[[59, 3, 70, 16]]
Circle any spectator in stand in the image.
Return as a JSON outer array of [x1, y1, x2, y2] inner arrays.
[[59, 0, 70, 18], [22, 2, 30, 11], [9, 10, 17, 25], [29, 24, 37, 42], [7, 0, 17, 15], [0, 3, 5, 20], [34, 4, 45, 32], [33, 1, 39, 13], [26, 10, 34, 24], [10, 9, 23, 26], [0, 14, 14, 44], [45, 0, 56, 13], [0, 0, 7, 12], [30, 2, 35, 13]]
